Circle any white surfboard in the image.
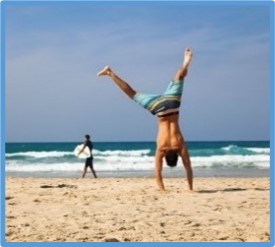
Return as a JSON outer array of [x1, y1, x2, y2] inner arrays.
[[74, 144, 91, 159]]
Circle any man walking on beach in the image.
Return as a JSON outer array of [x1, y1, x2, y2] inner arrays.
[[97, 48, 193, 191], [78, 135, 97, 178]]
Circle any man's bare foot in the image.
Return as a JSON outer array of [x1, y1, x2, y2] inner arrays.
[[183, 48, 193, 68], [97, 65, 112, 76]]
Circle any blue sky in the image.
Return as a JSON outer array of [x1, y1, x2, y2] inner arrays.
[[5, 2, 270, 142]]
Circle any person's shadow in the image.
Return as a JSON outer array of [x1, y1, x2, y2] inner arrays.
[[40, 184, 77, 189], [196, 188, 269, 193]]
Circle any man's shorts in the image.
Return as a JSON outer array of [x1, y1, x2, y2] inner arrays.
[[85, 156, 93, 168], [133, 80, 184, 117]]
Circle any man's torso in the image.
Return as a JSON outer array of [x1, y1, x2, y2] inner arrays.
[[85, 140, 93, 156], [156, 115, 184, 153]]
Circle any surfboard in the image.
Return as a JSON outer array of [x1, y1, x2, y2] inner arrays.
[[74, 144, 91, 159]]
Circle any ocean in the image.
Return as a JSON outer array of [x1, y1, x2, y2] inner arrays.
[[5, 141, 270, 178]]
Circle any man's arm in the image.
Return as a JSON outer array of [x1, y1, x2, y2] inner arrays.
[[154, 150, 166, 191], [78, 141, 87, 156], [179, 146, 193, 191]]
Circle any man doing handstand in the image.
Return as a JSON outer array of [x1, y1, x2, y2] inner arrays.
[[97, 48, 193, 191]]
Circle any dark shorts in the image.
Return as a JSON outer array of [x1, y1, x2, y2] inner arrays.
[[85, 156, 93, 168]]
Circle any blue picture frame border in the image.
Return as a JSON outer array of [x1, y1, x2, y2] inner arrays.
[[0, 1, 274, 247]]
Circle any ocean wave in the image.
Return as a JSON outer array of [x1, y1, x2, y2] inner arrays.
[[221, 145, 238, 152], [93, 149, 151, 156], [191, 154, 269, 168], [245, 147, 270, 154], [6, 145, 270, 161], [221, 145, 270, 155], [5, 151, 73, 159], [6, 149, 152, 159], [5, 161, 154, 172], [5, 154, 270, 172]]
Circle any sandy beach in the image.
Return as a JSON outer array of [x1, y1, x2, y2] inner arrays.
[[5, 176, 270, 242]]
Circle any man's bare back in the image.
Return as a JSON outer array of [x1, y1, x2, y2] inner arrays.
[[156, 115, 184, 152]]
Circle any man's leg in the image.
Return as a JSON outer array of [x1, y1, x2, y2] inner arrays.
[[174, 48, 193, 81], [90, 164, 97, 178], [97, 66, 136, 99], [82, 165, 88, 178]]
